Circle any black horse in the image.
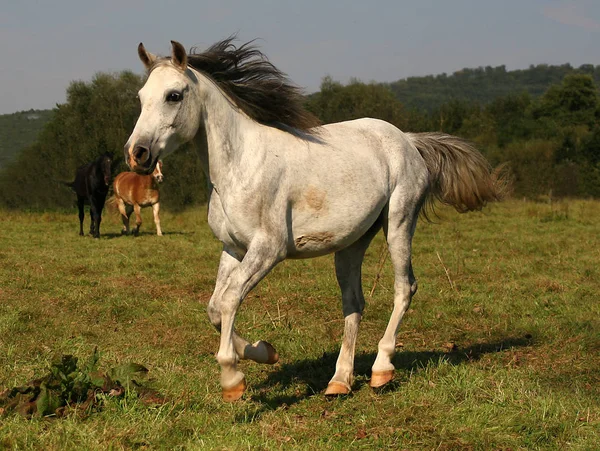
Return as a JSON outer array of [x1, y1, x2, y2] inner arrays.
[[65, 152, 113, 238]]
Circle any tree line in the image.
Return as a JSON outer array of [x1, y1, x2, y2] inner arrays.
[[0, 68, 598, 210], [307, 74, 600, 198], [0, 72, 206, 211]]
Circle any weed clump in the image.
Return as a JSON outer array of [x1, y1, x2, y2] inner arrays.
[[0, 347, 164, 418]]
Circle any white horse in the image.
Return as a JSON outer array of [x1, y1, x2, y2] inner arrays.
[[125, 38, 504, 401]]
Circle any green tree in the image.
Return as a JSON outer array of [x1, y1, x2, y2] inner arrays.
[[0, 71, 207, 210], [534, 74, 599, 128], [306, 77, 407, 129]]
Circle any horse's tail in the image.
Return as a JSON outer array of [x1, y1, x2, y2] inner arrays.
[[55, 179, 74, 190], [105, 195, 120, 217], [406, 132, 508, 217]]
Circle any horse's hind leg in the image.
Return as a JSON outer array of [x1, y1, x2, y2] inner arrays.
[[89, 199, 97, 236], [371, 193, 421, 388], [77, 197, 85, 236], [152, 202, 163, 236], [207, 249, 279, 366], [116, 198, 130, 234], [325, 222, 381, 395]]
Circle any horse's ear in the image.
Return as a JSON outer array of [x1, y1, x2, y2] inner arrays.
[[138, 43, 156, 70], [170, 41, 187, 71]]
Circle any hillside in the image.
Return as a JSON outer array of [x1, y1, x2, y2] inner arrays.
[[388, 63, 600, 112], [0, 109, 53, 169], [1, 63, 598, 174]]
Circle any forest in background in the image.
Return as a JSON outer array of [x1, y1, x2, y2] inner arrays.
[[0, 110, 54, 170], [0, 63, 598, 210]]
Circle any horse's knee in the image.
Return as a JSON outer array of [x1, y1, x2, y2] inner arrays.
[[207, 303, 221, 330]]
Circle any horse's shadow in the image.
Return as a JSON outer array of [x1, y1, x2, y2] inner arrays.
[[98, 230, 193, 240], [238, 336, 532, 420]]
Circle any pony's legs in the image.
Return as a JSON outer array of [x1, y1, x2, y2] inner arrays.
[[77, 197, 85, 236], [207, 249, 279, 365], [152, 202, 163, 236], [133, 204, 142, 236], [212, 239, 282, 401], [116, 198, 130, 234], [371, 197, 419, 388], [89, 197, 98, 237], [325, 224, 380, 395], [91, 196, 106, 238]]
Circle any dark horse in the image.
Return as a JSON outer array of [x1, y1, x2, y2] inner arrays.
[[65, 152, 113, 238]]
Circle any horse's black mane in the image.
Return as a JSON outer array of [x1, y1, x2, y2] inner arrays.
[[153, 37, 321, 133]]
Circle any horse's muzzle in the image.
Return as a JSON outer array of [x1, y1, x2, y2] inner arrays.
[[127, 144, 155, 174]]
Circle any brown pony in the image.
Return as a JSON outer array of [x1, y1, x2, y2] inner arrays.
[[112, 160, 164, 236]]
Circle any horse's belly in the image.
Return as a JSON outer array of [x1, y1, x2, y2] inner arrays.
[[287, 202, 384, 258]]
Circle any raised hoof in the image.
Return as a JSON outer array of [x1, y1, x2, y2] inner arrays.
[[261, 341, 279, 364], [370, 370, 395, 388], [222, 377, 247, 402], [324, 381, 351, 396]]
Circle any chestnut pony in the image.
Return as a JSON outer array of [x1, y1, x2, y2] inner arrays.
[[124, 38, 505, 401], [112, 160, 164, 236]]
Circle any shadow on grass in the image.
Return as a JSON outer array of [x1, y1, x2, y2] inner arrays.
[[98, 230, 193, 240], [237, 336, 532, 422]]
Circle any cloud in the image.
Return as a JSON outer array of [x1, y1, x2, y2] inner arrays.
[[543, 2, 600, 31]]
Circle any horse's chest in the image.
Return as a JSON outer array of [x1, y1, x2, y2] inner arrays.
[[207, 191, 255, 254]]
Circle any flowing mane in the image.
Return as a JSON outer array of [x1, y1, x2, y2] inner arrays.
[[151, 37, 321, 132]]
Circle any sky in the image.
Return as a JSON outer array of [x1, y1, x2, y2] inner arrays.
[[1, 0, 599, 115]]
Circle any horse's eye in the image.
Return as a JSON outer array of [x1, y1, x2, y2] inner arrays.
[[166, 91, 183, 102]]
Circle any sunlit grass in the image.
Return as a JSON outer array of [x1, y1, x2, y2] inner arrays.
[[0, 199, 598, 449]]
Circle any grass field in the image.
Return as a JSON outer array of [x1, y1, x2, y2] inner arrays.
[[0, 199, 598, 450]]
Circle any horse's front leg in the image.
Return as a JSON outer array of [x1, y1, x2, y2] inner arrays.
[[152, 202, 163, 236], [133, 204, 142, 236], [207, 249, 280, 366], [212, 238, 282, 401]]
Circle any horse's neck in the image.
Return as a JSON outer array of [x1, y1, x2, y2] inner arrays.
[[193, 72, 265, 190]]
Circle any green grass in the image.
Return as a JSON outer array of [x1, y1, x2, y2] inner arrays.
[[0, 199, 598, 450]]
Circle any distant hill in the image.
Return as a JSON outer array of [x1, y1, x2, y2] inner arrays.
[[2, 64, 599, 170], [388, 63, 600, 112], [0, 109, 54, 169]]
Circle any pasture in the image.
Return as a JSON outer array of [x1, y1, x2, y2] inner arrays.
[[0, 199, 598, 449]]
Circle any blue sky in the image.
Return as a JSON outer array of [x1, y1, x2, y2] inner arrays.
[[1, 0, 599, 114]]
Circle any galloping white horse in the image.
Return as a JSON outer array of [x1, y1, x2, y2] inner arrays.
[[125, 38, 504, 401]]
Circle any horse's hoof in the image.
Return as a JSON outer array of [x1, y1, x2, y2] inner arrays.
[[370, 370, 395, 388], [324, 381, 351, 396], [222, 377, 246, 402], [261, 341, 279, 364]]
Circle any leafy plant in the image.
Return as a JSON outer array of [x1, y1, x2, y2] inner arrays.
[[0, 348, 163, 418]]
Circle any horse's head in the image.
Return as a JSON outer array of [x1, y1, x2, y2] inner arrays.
[[153, 160, 164, 183], [124, 41, 202, 175]]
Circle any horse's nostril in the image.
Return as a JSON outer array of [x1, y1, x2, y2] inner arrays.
[[133, 146, 149, 164]]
